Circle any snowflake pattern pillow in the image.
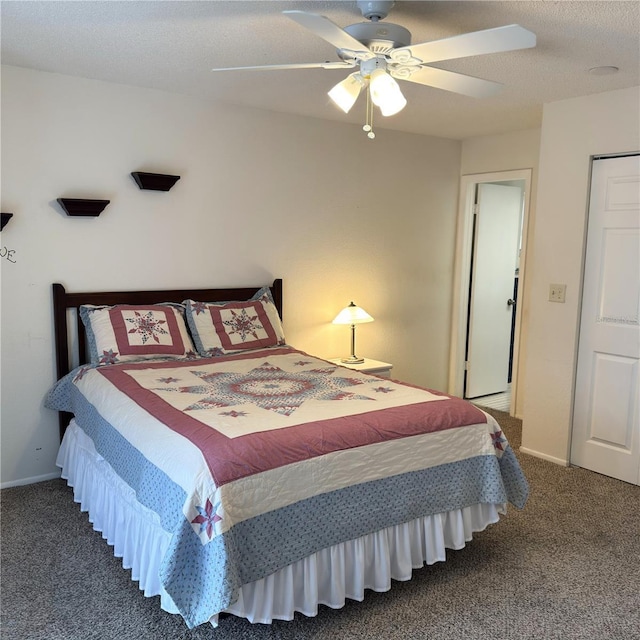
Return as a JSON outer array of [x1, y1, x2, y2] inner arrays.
[[185, 288, 285, 356], [80, 303, 196, 365]]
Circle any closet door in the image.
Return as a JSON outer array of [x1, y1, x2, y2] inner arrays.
[[571, 154, 640, 484]]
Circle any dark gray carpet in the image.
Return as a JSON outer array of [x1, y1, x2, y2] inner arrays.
[[2, 410, 639, 640]]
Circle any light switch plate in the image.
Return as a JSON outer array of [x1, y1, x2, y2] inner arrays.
[[549, 283, 566, 303]]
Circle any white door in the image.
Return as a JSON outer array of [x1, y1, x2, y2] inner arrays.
[[571, 154, 640, 485], [465, 183, 522, 399]]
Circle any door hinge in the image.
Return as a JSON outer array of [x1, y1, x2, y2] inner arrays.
[[464, 360, 471, 371], [472, 204, 479, 215]]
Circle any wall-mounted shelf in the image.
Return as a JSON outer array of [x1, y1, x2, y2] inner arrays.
[[1, 213, 13, 230], [131, 172, 180, 191], [57, 198, 110, 217]]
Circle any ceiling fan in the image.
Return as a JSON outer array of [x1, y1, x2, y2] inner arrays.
[[211, 1, 536, 138]]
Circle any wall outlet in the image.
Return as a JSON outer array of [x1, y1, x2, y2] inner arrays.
[[549, 283, 566, 303]]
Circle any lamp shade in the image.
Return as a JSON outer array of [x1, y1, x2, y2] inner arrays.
[[328, 73, 365, 113], [369, 69, 407, 116], [332, 302, 374, 325]]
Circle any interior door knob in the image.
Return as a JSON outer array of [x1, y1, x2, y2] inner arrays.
[[507, 298, 516, 306]]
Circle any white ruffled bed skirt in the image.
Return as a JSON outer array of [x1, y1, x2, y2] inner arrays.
[[57, 420, 507, 627]]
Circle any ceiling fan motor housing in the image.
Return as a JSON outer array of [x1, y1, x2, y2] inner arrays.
[[344, 22, 411, 55]]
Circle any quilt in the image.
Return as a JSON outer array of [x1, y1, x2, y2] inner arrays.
[[47, 346, 528, 628]]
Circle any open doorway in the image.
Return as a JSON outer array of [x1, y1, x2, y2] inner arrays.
[[449, 169, 532, 417]]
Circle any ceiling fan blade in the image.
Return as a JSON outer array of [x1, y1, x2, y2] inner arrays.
[[283, 10, 374, 60], [393, 66, 503, 98], [212, 61, 356, 72], [392, 24, 536, 64]]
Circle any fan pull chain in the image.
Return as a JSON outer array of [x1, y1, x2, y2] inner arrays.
[[363, 85, 375, 139]]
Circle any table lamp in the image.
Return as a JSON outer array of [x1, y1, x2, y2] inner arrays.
[[332, 302, 374, 364]]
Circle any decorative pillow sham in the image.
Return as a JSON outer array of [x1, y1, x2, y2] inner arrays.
[[185, 287, 285, 357], [80, 303, 197, 365]]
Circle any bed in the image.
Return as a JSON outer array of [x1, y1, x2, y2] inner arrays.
[[46, 278, 528, 629]]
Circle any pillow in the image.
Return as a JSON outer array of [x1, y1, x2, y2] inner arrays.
[[80, 303, 197, 365], [185, 287, 285, 357]]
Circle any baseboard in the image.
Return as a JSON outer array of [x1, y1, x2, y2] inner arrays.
[[1, 471, 61, 490], [519, 447, 570, 467]]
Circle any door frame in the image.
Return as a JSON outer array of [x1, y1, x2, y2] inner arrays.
[[448, 169, 533, 416]]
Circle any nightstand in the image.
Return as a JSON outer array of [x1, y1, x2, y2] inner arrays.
[[328, 358, 393, 378]]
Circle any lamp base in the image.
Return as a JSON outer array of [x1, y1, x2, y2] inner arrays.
[[341, 356, 364, 364]]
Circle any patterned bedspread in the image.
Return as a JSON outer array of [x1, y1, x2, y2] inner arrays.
[[47, 346, 528, 628]]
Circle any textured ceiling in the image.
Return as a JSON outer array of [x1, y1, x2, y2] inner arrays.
[[2, 1, 639, 139]]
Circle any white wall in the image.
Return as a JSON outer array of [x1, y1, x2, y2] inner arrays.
[[459, 129, 541, 418], [521, 86, 640, 465], [461, 129, 541, 177], [0, 66, 461, 486]]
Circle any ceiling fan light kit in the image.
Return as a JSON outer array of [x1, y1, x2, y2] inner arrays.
[[328, 72, 366, 113], [211, 0, 536, 140], [327, 61, 406, 122], [368, 68, 406, 116]]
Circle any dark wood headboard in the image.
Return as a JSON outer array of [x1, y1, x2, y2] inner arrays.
[[52, 278, 283, 439]]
